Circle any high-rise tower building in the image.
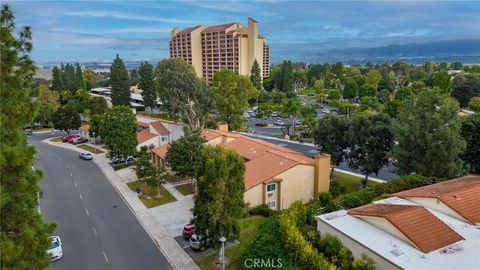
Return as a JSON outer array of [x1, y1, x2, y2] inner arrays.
[[169, 18, 269, 84]]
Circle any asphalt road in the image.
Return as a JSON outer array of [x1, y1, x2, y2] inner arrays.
[[30, 133, 172, 270], [244, 134, 399, 181]]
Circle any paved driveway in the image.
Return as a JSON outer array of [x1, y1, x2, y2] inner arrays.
[[149, 193, 194, 237]]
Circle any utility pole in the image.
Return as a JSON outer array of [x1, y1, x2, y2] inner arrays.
[[93, 131, 97, 154], [219, 236, 226, 270]]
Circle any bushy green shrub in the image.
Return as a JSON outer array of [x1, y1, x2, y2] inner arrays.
[[241, 217, 300, 270], [249, 204, 275, 217], [329, 181, 346, 197]]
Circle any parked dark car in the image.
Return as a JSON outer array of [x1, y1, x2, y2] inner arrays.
[[79, 153, 93, 160], [182, 224, 196, 239], [111, 156, 135, 164], [189, 233, 207, 251]]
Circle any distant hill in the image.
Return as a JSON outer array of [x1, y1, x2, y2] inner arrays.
[[315, 39, 480, 64]]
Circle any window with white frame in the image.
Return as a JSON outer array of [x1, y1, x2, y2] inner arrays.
[[267, 183, 276, 192], [161, 137, 167, 142], [267, 200, 276, 209]]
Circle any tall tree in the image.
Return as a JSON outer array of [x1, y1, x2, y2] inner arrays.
[[110, 54, 131, 106], [51, 105, 81, 133], [250, 59, 262, 91], [468, 96, 480, 112], [212, 69, 258, 131], [88, 96, 108, 116], [99, 105, 137, 160], [63, 63, 76, 94], [1, 5, 56, 268], [347, 114, 393, 187], [358, 84, 375, 98], [129, 68, 140, 86], [432, 70, 451, 94], [192, 146, 245, 248], [166, 129, 206, 179], [451, 74, 480, 107], [51, 65, 63, 91], [34, 101, 54, 127], [392, 88, 466, 178], [74, 63, 84, 91], [138, 62, 156, 111], [460, 114, 480, 174], [281, 98, 301, 135], [155, 58, 212, 131], [136, 148, 167, 197], [343, 78, 358, 99], [365, 69, 382, 91], [313, 114, 350, 179], [281, 60, 294, 93]]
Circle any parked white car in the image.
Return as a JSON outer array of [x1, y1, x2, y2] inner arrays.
[[47, 236, 63, 261], [274, 119, 285, 126]]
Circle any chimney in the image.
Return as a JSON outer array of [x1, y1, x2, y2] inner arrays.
[[217, 123, 229, 132], [314, 154, 331, 197]]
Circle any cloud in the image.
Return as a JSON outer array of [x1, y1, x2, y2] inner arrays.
[[64, 10, 193, 24], [108, 26, 171, 34]]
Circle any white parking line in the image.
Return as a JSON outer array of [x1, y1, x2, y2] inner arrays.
[[85, 208, 89, 216], [93, 227, 97, 236], [70, 172, 73, 177], [74, 182, 77, 187], [79, 194, 83, 200], [66, 164, 69, 169], [182, 245, 190, 249], [102, 251, 109, 263]]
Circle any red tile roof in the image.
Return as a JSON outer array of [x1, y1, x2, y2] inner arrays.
[[244, 152, 297, 190], [393, 175, 480, 224], [137, 129, 157, 144], [201, 23, 236, 33], [152, 144, 169, 159], [348, 204, 464, 253], [150, 121, 170, 136], [178, 25, 202, 35], [137, 121, 150, 128]]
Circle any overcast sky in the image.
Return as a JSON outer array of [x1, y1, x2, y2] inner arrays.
[[6, 0, 480, 64]]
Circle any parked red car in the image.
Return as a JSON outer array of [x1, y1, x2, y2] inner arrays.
[[62, 134, 78, 142], [182, 224, 196, 239], [68, 135, 80, 143]]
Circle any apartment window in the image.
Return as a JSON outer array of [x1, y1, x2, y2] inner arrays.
[[267, 183, 276, 192], [162, 137, 167, 142], [267, 201, 276, 209]]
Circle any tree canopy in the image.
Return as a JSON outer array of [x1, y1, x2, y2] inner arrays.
[[211, 68, 258, 131], [165, 129, 206, 179], [138, 61, 156, 110], [99, 106, 137, 160], [192, 146, 245, 248], [1, 4, 56, 267], [250, 59, 262, 91], [392, 88, 465, 178], [110, 54, 131, 106], [52, 105, 81, 133], [155, 58, 212, 131]]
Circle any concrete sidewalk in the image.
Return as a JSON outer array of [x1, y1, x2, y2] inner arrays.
[[43, 139, 200, 270]]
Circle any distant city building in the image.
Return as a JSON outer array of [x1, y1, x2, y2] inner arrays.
[[169, 18, 270, 83]]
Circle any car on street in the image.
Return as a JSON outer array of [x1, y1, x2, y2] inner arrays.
[[79, 152, 93, 160], [67, 135, 81, 143], [62, 134, 79, 142], [189, 233, 207, 251], [47, 236, 63, 261], [295, 119, 302, 125], [271, 111, 278, 117], [182, 224, 196, 239], [73, 137, 88, 145], [308, 92, 315, 96], [273, 119, 285, 126], [321, 108, 330, 114]]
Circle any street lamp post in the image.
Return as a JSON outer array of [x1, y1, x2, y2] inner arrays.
[[219, 236, 226, 270]]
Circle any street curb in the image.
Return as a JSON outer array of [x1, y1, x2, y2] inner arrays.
[[42, 139, 199, 270]]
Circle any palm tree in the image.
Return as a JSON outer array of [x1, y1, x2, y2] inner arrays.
[[281, 98, 301, 135]]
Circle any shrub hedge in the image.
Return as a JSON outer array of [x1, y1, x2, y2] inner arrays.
[[248, 204, 276, 217]]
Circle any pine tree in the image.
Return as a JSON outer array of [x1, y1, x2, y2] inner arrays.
[[192, 146, 245, 248], [64, 63, 76, 94], [110, 54, 131, 106], [250, 59, 262, 91], [138, 62, 156, 111], [51, 66, 63, 91], [75, 63, 85, 91], [392, 88, 466, 178], [1, 4, 56, 268]]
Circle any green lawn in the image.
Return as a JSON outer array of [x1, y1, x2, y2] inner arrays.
[[334, 171, 379, 193], [76, 144, 104, 154], [127, 180, 177, 208], [50, 137, 62, 142], [175, 183, 195, 196], [195, 215, 267, 270]]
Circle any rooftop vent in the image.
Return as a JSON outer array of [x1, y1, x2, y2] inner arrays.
[[391, 249, 404, 257]]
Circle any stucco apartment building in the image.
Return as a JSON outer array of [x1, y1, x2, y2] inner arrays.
[[151, 128, 331, 210], [169, 18, 270, 83], [135, 115, 184, 151], [316, 175, 480, 270]]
